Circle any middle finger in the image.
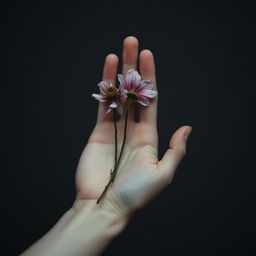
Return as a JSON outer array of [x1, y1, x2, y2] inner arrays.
[[121, 36, 139, 121]]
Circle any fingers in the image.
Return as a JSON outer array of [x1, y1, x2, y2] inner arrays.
[[97, 37, 156, 124], [159, 126, 192, 184], [121, 36, 139, 121], [96, 54, 119, 124], [139, 50, 158, 126]]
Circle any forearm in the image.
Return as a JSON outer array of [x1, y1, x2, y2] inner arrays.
[[21, 200, 128, 256]]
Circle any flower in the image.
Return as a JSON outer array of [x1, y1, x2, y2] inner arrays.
[[118, 69, 158, 106], [92, 81, 127, 114]]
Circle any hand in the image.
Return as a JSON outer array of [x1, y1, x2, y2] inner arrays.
[[75, 36, 192, 217], [21, 36, 192, 256]]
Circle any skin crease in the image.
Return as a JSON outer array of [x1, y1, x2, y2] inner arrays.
[[21, 36, 192, 256]]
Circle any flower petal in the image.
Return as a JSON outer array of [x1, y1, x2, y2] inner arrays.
[[125, 69, 141, 90], [106, 106, 112, 113], [138, 89, 158, 98], [118, 88, 128, 102], [138, 80, 154, 91], [137, 96, 150, 106], [116, 101, 123, 115], [118, 74, 125, 90], [98, 81, 109, 89], [92, 93, 107, 102], [98, 81, 112, 94], [109, 101, 118, 108]]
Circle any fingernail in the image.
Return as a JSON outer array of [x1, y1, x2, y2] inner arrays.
[[184, 126, 192, 141]]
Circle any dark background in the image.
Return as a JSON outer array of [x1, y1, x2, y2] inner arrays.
[[3, 1, 256, 255]]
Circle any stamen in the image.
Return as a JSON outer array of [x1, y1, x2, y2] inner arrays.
[[106, 86, 117, 97], [127, 90, 137, 100]]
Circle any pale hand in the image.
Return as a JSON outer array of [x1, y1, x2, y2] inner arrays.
[[75, 36, 192, 218]]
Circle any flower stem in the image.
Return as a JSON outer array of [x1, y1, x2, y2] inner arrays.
[[96, 178, 112, 204], [113, 109, 118, 169], [111, 99, 132, 182], [96, 99, 133, 204]]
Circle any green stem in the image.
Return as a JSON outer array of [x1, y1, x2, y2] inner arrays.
[[96, 99, 133, 204], [97, 110, 118, 204], [111, 99, 132, 182], [113, 109, 118, 169], [96, 178, 112, 204]]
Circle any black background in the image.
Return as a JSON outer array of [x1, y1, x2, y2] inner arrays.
[[3, 1, 256, 255]]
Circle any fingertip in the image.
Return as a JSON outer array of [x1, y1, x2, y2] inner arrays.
[[184, 126, 192, 141], [105, 53, 119, 64], [123, 36, 139, 47], [140, 49, 154, 59], [169, 125, 192, 149]]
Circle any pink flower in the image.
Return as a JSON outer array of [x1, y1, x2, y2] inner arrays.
[[92, 81, 127, 114], [118, 69, 158, 106]]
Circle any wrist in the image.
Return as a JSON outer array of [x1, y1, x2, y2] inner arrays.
[[69, 199, 129, 240], [56, 199, 129, 256], [22, 200, 129, 256]]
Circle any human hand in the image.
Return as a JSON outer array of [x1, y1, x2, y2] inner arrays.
[[21, 36, 192, 256], [75, 36, 192, 217]]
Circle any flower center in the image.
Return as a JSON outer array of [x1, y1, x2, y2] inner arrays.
[[127, 89, 137, 100], [105, 86, 117, 97]]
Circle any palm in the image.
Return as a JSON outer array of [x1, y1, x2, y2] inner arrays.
[[75, 37, 190, 215], [76, 119, 160, 213]]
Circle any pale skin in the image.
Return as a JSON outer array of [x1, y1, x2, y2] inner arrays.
[[21, 36, 192, 256]]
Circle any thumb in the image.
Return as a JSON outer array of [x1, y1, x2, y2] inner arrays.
[[159, 126, 192, 184]]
